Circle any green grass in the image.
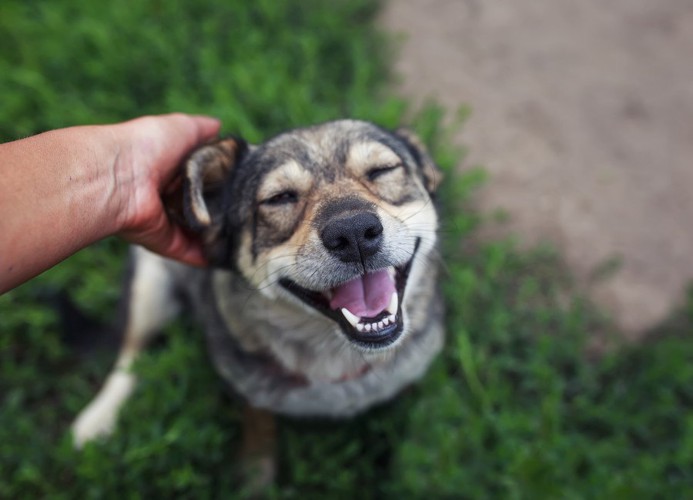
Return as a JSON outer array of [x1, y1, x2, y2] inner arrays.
[[1, 1, 692, 498]]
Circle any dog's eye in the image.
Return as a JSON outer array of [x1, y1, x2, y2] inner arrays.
[[261, 190, 298, 206], [367, 164, 402, 181]]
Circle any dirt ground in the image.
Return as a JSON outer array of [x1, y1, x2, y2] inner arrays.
[[381, 0, 693, 339]]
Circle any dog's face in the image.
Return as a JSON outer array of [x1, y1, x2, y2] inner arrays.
[[183, 120, 441, 352]]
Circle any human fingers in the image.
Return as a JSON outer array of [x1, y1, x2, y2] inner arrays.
[[153, 225, 207, 267], [116, 113, 221, 188], [146, 113, 222, 186], [122, 202, 207, 266]]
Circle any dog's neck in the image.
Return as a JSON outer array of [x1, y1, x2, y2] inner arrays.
[[253, 348, 372, 386]]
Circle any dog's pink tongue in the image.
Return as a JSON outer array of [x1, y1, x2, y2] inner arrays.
[[329, 269, 394, 318]]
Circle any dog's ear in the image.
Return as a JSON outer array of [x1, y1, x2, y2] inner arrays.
[[180, 136, 249, 268], [183, 136, 248, 231], [394, 128, 442, 194]]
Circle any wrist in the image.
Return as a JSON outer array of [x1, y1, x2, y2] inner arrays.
[[102, 119, 161, 238], [70, 124, 133, 240]]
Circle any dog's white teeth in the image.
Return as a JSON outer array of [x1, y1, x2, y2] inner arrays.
[[341, 308, 361, 328], [343, 302, 399, 334], [387, 292, 399, 316]]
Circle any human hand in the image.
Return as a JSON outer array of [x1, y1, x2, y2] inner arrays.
[[0, 113, 221, 293], [110, 113, 221, 266]]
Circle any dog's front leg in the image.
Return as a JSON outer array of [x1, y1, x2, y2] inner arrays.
[[240, 404, 278, 492], [72, 247, 182, 447]]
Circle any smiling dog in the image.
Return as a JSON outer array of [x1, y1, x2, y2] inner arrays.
[[72, 119, 444, 478]]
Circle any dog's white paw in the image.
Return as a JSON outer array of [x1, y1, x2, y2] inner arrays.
[[71, 370, 136, 448]]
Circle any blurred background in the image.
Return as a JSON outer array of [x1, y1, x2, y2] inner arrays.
[[1, 0, 691, 497], [383, 0, 693, 340]]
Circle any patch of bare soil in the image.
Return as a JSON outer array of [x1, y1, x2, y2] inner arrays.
[[381, 0, 693, 338]]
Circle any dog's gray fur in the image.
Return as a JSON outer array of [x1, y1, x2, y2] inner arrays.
[[72, 119, 444, 447]]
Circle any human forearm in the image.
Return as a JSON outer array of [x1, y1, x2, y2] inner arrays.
[[1, 125, 124, 292]]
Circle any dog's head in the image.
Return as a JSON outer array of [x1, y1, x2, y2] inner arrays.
[[183, 120, 441, 352]]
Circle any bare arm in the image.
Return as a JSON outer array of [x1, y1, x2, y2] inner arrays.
[[0, 113, 221, 293]]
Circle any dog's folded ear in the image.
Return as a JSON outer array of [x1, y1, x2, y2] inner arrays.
[[179, 136, 249, 268], [394, 128, 442, 194], [183, 136, 248, 231]]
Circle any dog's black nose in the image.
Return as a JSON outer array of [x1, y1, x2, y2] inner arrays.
[[320, 212, 384, 263]]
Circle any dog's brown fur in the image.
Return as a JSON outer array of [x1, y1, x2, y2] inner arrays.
[[71, 119, 444, 486]]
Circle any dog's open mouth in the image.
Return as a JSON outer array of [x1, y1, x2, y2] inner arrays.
[[279, 240, 419, 349]]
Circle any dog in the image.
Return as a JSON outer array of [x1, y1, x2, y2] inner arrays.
[[71, 119, 444, 484]]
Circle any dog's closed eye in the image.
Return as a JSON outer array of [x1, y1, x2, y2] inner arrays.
[[261, 190, 299, 206], [367, 164, 402, 182]]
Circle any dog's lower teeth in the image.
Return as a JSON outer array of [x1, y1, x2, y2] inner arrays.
[[343, 307, 399, 334]]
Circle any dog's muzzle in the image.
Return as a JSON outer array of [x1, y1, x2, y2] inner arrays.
[[279, 227, 420, 350], [278, 196, 421, 349]]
